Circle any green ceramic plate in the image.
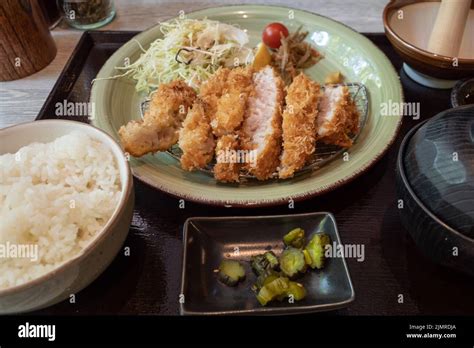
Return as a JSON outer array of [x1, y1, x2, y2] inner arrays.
[[91, 5, 403, 207]]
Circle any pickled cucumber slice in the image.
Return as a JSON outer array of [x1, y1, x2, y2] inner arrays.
[[218, 259, 246, 286], [280, 247, 307, 278]]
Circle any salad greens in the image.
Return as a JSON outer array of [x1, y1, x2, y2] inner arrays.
[[110, 19, 254, 93]]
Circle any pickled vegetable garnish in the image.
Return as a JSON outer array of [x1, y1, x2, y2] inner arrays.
[[251, 251, 279, 275], [218, 259, 246, 286], [304, 233, 331, 269], [283, 227, 305, 248], [256, 276, 290, 306], [252, 270, 280, 292], [279, 247, 307, 278], [215, 228, 330, 306], [287, 281, 307, 301], [256, 277, 307, 305]]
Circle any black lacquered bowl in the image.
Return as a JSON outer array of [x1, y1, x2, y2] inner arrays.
[[396, 105, 474, 276]]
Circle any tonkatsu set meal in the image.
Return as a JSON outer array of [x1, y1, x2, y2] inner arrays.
[[0, 4, 406, 315], [109, 19, 362, 182]]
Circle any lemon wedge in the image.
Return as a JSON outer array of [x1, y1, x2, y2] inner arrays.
[[252, 42, 272, 70], [325, 71, 344, 84]]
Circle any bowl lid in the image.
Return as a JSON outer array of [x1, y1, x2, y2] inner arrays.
[[451, 78, 474, 108], [403, 105, 474, 238]]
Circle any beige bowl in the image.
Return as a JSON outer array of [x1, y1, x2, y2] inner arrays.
[[384, 0, 474, 87], [0, 120, 134, 313]]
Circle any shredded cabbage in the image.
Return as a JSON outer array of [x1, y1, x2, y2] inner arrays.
[[108, 19, 254, 94]]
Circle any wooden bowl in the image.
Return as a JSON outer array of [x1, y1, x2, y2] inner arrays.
[[384, 0, 474, 83]]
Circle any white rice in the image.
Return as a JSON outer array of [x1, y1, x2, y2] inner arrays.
[[0, 131, 121, 289]]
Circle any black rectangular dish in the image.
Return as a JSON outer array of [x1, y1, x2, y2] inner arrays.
[[181, 213, 354, 315], [35, 31, 474, 316]]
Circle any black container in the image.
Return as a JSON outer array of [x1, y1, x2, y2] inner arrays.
[[396, 105, 474, 276], [451, 78, 474, 108]]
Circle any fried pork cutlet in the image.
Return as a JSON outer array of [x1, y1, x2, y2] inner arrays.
[[214, 134, 241, 183], [200, 66, 254, 182], [178, 100, 215, 171], [317, 86, 359, 148], [118, 80, 196, 157], [279, 73, 321, 179], [241, 66, 285, 180], [199, 67, 231, 120], [211, 67, 254, 137], [212, 92, 247, 136]]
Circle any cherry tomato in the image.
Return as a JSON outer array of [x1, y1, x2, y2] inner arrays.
[[262, 22, 289, 49]]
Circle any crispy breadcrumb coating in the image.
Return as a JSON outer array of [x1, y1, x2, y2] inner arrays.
[[118, 80, 196, 157], [317, 86, 359, 148], [178, 100, 215, 171], [211, 67, 254, 137], [214, 134, 240, 183], [199, 67, 231, 120], [241, 66, 285, 180], [212, 93, 247, 136], [200, 66, 254, 182], [279, 73, 321, 179]]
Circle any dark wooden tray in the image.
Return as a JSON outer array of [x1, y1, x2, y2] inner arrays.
[[35, 31, 474, 315]]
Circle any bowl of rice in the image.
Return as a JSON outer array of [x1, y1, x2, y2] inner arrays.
[[0, 120, 134, 313]]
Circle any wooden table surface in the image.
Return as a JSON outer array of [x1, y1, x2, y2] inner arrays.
[[0, 0, 386, 129]]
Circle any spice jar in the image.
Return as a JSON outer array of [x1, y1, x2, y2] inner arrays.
[[58, 0, 115, 30]]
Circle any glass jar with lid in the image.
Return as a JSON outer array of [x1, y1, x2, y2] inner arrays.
[[58, 0, 115, 30]]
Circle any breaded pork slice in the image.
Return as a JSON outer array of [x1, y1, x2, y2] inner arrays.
[[214, 134, 241, 183], [278, 73, 321, 179], [318, 86, 359, 148], [211, 66, 254, 137], [178, 100, 215, 171], [119, 80, 196, 157], [317, 86, 359, 148], [210, 67, 254, 182], [241, 66, 285, 180], [199, 67, 231, 119]]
